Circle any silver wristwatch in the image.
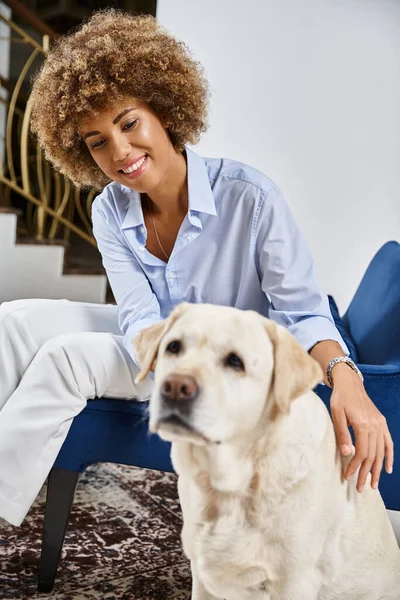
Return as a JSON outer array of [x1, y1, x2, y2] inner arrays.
[[326, 356, 364, 388]]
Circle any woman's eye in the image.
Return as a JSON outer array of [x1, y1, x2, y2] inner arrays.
[[123, 119, 138, 131], [91, 139, 105, 150], [166, 340, 182, 355], [224, 352, 245, 371], [90, 119, 138, 150]]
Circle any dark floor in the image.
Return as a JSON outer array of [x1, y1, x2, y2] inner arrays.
[[0, 464, 191, 600]]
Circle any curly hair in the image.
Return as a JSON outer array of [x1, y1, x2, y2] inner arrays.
[[29, 9, 210, 189]]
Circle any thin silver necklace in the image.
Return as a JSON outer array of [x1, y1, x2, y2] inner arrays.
[[147, 196, 170, 261]]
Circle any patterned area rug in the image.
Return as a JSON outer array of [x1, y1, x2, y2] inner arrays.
[[2, 464, 399, 600], [0, 464, 191, 600]]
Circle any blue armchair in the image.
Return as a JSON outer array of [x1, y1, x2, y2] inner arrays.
[[316, 241, 400, 512], [38, 241, 400, 593]]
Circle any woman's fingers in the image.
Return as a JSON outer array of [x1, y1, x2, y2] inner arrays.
[[344, 427, 368, 486], [371, 433, 385, 490], [384, 429, 394, 475]]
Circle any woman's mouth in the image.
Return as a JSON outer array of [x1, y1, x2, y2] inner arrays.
[[119, 155, 148, 180]]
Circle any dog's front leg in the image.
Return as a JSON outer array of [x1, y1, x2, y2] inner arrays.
[[191, 561, 220, 600]]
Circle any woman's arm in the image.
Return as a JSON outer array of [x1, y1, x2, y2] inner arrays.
[[91, 194, 162, 366], [254, 185, 348, 355], [255, 185, 393, 491]]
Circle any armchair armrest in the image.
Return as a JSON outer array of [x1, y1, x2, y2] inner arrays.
[[358, 363, 400, 377]]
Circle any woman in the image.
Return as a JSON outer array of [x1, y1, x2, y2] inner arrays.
[[0, 9, 392, 527]]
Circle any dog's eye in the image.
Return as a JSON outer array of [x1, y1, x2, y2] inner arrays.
[[166, 340, 182, 355], [224, 352, 245, 371]]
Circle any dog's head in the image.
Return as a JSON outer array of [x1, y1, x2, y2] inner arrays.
[[134, 303, 322, 445]]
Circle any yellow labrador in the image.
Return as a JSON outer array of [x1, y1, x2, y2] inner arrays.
[[134, 303, 400, 600]]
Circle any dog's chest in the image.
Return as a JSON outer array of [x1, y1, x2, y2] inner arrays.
[[190, 497, 282, 597]]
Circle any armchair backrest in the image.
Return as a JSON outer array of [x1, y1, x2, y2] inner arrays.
[[343, 241, 400, 366]]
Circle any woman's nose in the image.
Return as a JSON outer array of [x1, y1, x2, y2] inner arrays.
[[112, 137, 131, 162]]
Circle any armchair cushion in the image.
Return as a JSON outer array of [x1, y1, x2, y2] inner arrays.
[[53, 398, 173, 474]]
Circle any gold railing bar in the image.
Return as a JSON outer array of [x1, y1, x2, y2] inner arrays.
[[0, 36, 30, 43], [34, 38, 50, 238], [49, 172, 62, 239], [74, 187, 92, 235], [64, 190, 74, 243], [6, 47, 40, 183], [20, 96, 32, 194], [86, 189, 97, 221], [0, 13, 46, 52], [0, 75, 30, 105], [48, 176, 72, 240], [0, 174, 97, 247], [44, 161, 51, 199], [1, 0, 56, 38], [36, 141, 47, 239], [44, 161, 52, 234], [26, 195, 34, 235]]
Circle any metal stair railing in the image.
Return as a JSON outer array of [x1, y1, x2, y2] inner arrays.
[[0, 2, 98, 249]]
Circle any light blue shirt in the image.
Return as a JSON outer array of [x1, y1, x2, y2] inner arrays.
[[91, 147, 348, 366]]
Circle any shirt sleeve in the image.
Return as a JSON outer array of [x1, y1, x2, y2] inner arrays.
[[255, 185, 349, 356], [91, 199, 162, 366]]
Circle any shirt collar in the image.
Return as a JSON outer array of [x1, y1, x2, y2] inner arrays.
[[186, 146, 217, 218], [119, 187, 143, 230], [119, 146, 217, 230]]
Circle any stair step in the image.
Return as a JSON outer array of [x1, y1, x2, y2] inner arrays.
[[64, 266, 106, 276], [0, 212, 107, 303], [17, 237, 69, 248], [0, 207, 23, 216]]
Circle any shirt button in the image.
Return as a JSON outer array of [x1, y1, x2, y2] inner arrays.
[[140, 226, 145, 234], [167, 272, 176, 279], [138, 246, 145, 253]]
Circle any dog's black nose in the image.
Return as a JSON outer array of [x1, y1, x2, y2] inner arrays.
[[161, 374, 198, 403]]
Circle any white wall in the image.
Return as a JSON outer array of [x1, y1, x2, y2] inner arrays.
[[0, 2, 11, 166], [157, 0, 400, 313]]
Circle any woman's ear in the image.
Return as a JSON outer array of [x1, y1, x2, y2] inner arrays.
[[134, 302, 190, 382]]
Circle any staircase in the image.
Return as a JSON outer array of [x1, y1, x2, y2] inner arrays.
[[0, 208, 108, 303], [1, 1, 157, 306], [0, 1, 119, 305]]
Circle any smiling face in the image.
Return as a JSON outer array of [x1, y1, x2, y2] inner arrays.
[[80, 100, 181, 193]]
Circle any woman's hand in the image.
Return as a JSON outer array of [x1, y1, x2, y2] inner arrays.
[[330, 366, 394, 492]]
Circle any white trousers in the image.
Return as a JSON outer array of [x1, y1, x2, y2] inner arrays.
[[0, 299, 153, 527]]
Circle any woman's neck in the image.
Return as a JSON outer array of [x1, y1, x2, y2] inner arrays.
[[144, 149, 188, 219]]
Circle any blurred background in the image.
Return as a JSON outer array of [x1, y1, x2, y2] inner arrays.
[[1, 0, 399, 311]]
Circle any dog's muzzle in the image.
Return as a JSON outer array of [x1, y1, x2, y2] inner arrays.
[[158, 373, 199, 424], [161, 373, 198, 405], [154, 374, 215, 444]]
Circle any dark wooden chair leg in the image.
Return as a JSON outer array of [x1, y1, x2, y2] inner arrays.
[[38, 468, 80, 593]]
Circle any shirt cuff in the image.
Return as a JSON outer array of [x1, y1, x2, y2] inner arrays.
[[288, 316, 350, 357]]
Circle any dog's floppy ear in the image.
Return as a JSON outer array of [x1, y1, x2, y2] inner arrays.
[[134, 302, 190, 383], [262, 317, 323, 414]]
